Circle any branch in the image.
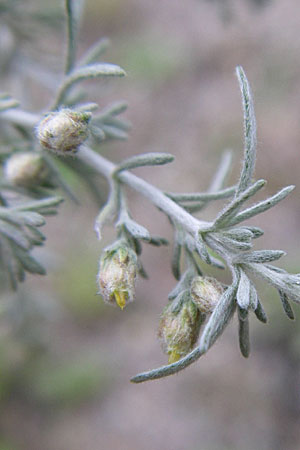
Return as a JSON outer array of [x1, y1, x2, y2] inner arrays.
[[0, 109, 212, 236]]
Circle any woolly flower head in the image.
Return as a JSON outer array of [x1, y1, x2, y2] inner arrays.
[[158, 299, 201, 363], [190, 276, 223, 314], [97, 241, 138, 310], [36, 109, 91, 155], [4, 152, 48, 188]]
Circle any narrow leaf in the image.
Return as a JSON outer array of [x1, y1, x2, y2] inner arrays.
[[130, 346, 203, 383], [195, 233, 211, 265], [171, 239, 182, 280], [233, 250, 285, 264], [213, 179, 266, 228], [166, 186, 235, 202], [214, 233, 253, 251], [242, 263, 300, 305], [14, 211, 45, 227], [0, 221, 29, 249], [54, 63, 126, 108], [25, 225, 46, 246], [249, 282, 258, 310], [65, 0, 77, 74], [254, 299, 267, 323], [114, 153, 174, 174], [199, 282, 237, 353], [222, 227, 254, 242], [11, 246, 46, 275], [243, 226, 264, 239], [13, 196, 64, 213], [121, 218, 150, 241], [229, 185, 295, 226], [235, 66, 257, 196], [238, 308, 250, 358], [278, 290, 295, 320], [236, 269, 251, 309]]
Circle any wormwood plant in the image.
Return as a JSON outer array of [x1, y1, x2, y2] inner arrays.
[[0, 1, 299, 384]]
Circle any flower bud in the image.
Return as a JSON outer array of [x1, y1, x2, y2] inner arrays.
[[190, 276, 223, 314], [36, 109, 91, 155], [158, 299, 201, 363], [97, 242, 138, 310], [4, 152, 48, 188]]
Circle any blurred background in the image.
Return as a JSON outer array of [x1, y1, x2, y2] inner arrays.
[[0, 0, 300, 449]]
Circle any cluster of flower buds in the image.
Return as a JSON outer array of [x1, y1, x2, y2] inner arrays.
[[158, 276, 223, 363], [36, 109, 91, 155], [158, 298, 201, 363], [4, 152, 49, 188], [97, 240, 138, 310]]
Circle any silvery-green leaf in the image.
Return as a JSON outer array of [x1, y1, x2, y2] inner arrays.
[[229, 185, 295, 226], [122, 218, 150, 241], [278, 290, 295, 320], [249, 282, 258, 310], [195, 233, 211, 265], [232, 250, 285, 264], [11, 245, 46, 275], [236, 269, 251, 309], [54, 63, 126, 108], [14, 211, 45, 227], [238, 307, 250, 358], [217, 234, 253, 251], [171, 239, 182, 280], [254, 299, 267, 323], [13, 196, 64, 213], [243, 263, 300, 304], [222, 227, 254, 242], [235, 66, 257, 196], [213, 179, 265, 228], [114, 153, 174, 174], [166, 186, 235, 202], [199, 282, 237, 353], [242, 226, 264, 239], [0, 221, 30, 249]]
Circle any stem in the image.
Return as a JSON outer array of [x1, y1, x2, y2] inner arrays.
[[65, 0, 77, 74], [79, 146, 211, 235]]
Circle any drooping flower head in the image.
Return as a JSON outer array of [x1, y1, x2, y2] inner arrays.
[[158, 298, 201, 363], [97, 241, 138, 310]]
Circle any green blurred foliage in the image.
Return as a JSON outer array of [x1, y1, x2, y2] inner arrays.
[[27, 358, 110, 407], [118, 37, 186, 86], [55, 248, 116, 321]]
